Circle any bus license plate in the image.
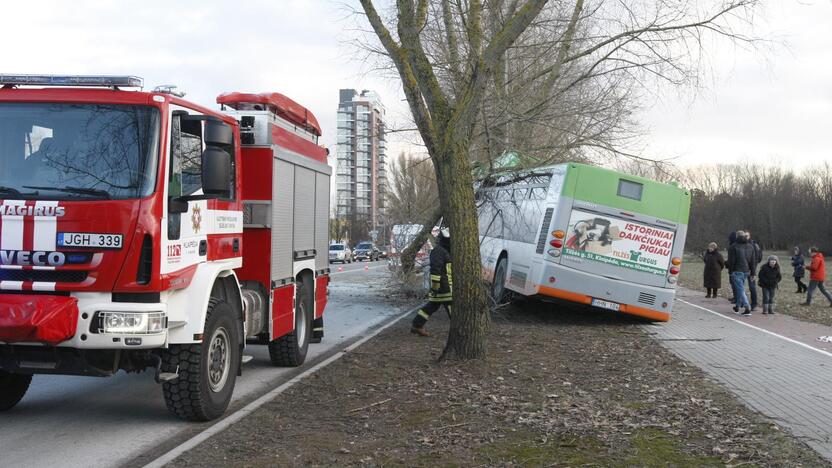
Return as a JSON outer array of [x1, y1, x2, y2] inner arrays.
[[58, 232, 123, 249], [591, 298, 620, 311]]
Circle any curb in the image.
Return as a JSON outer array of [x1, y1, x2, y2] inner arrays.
[[142, 305, 417, 468]]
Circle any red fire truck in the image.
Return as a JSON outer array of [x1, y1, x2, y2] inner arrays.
[[0, 75, 330, 421]]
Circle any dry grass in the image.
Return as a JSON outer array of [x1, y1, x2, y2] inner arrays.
[[680, 251, 832, 326], [170, 301, 825, 467]]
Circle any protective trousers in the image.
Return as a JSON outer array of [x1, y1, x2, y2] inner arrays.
[[412, 301, 452, 328]]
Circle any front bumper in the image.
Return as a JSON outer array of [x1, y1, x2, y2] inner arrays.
[[0, 293, 168, 349], [535, 263, 674, 321]]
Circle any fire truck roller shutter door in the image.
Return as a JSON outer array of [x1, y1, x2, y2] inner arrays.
[[293, 167, 315, 252], [315, 172, 330, 270], [272, 159, 294, 281]]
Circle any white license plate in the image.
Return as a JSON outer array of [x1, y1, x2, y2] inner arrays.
[[591, 298, 621, 311], [57, 232, 123, 249]]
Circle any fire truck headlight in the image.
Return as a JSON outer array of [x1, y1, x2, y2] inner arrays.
[[98, 311, 166, 334]]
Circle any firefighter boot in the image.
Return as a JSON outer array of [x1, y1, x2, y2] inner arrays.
[[410, 326, 430, 337]]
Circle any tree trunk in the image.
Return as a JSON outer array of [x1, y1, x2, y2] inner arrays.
[[435, 143, 490, 360], [401, 208, 442, 274]]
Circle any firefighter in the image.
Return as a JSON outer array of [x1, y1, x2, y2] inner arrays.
[[411, 228, 452, 337]]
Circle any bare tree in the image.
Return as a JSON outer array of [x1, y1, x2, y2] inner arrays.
[[359, 0, 549, 360], [386, 152, 439, 225], [356, 0, 760, 360]]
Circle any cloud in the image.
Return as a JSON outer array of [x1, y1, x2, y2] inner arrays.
[[0, 0, 414, 156]]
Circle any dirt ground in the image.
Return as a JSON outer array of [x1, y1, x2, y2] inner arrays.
[[680, 251, 832, 327], [171, 297, 826, 467]]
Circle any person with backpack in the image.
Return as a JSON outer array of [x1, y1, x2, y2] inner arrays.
[[727, 231, 756, 316], [791, 247, 807, 293], [801, 247, 832, 307], [758, 255, 782, 314]]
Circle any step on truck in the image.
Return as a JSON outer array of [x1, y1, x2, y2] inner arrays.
[[0, 75, 331, 421]]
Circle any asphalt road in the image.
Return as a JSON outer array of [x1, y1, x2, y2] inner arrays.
[[0, 262, 405, 468]]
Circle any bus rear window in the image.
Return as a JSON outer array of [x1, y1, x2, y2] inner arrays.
[[617, 179, 643, 201]]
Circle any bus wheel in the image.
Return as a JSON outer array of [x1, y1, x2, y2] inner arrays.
[[0, 371, 32, 411], [268, 279, 312, 367], [492, 257, 508, 304], [161, 298, 240, 422]]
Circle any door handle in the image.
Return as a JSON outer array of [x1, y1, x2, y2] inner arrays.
[[199, 240, 208, 256]]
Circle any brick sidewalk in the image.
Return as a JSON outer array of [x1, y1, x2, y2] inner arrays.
[[648, 287, 832, 460]]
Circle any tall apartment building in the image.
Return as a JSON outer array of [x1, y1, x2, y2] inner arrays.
[[335, 89, 388, 239]]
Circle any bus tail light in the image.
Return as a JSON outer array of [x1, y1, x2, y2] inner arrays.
[[669, 266, 680, 275], [549, 239, 563, 248], [671, 257, 682, 266], [552, 230, 565, 239]]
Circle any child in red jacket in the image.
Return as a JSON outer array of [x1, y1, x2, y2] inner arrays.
[[801, 247, 832, 306]]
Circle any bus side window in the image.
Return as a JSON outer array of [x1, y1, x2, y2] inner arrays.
[[513, 187, 529, 200], [530, 187, 547, 200]]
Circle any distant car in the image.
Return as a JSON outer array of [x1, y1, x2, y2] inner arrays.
[[329, 243, 353, 263], [354, 242, 380, 262], [379, 247, 388, 259]]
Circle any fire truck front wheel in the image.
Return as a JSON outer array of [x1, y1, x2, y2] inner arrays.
[[0, 371, 32, 411], [161, 298, 240, 422], [268, 279, 312, 367]]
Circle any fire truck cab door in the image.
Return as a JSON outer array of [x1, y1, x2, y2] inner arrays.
[[163, 109, 210, 273]]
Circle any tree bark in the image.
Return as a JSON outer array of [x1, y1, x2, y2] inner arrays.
[[436, 143, 490, 360]]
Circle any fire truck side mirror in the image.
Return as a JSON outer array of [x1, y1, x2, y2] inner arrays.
[[202, 146, 231, 198], [204, 120, 233, 146]]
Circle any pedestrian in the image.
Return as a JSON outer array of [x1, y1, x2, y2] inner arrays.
[[801, 247, 832, 307], [727, 230, 756, 316], [791, 247, 807, 293], [746, 231, 763, 310], [727, 230, 738, 302], [411, 228, 452, 337], [757, 255, 782, 314], [702, 242, 725, 298]]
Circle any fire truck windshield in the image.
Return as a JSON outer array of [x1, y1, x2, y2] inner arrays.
[[0, 103, 159, 200]]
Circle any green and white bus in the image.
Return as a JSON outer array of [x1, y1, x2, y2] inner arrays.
[[477, 163, 691, 321]]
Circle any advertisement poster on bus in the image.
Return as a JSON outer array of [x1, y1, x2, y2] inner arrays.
[[563, 209, 675, 275]]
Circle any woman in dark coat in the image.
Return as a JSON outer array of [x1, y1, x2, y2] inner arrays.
[[703, 242, 726, 298]]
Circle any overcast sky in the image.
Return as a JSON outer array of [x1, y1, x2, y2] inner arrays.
[[2, 0, 829, 169]]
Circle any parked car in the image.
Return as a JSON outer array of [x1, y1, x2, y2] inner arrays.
[[379, 246, 389, 259], [329, 243, 354, 263], [354, 242, 380, 262]]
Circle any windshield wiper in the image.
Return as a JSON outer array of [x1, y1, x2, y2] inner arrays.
[[0, 186, 38, 197], [23, 185, 111, 199]]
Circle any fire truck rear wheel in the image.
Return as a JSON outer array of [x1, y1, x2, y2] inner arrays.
[[0, 371, 32, 411], [161, 298, 240, 422], [268, 280, 312, 367]]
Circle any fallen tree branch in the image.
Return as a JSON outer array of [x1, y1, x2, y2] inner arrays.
[[345, 398, 392, 414]]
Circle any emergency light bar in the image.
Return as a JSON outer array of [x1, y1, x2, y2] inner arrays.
[[0, 74, 143, 88]]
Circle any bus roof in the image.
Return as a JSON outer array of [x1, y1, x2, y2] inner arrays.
[[561, 163, 690, 224]]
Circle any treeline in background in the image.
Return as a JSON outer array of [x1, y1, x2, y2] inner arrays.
[[622, 161, 832, 253]]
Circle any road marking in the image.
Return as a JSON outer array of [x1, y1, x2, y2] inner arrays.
[[677, 299, 832, 359], [142, 305, 416, 468], [330, 264, 387, 276]]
